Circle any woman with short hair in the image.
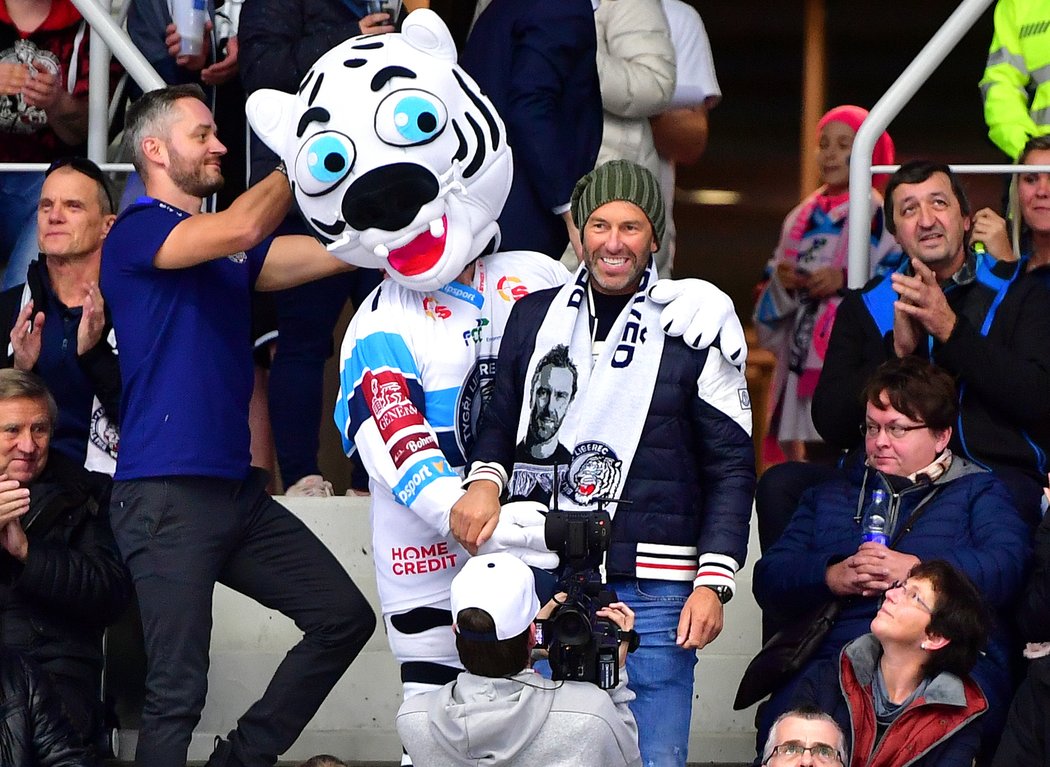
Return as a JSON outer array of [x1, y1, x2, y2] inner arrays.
[[793, 561, 989, 767]]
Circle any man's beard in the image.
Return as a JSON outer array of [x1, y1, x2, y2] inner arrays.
[[169, 151, 224, 197]]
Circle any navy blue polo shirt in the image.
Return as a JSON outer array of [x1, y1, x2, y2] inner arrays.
[[33, 266, 95, 464], [100, 198, 270, 480]]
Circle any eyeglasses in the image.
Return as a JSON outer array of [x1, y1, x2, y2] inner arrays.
[[46, 156, 117, 214], [764, 741, 843, 765], [860, 421, 928, 440], [886, 580, 934, 614]]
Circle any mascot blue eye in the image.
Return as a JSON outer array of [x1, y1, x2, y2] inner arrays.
[[294, 131, 356, 196], [375, 89, 448, 147]]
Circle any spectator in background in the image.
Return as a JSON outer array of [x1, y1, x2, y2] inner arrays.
[[754, 106, 899, 465], [0, 368, 131, 758], [296, 758, 347, 767], [554, 0, 674, 271], [649, 0, 720, 275], [811, 161, 1050, 526], [127, 0, 246, 210], [980, 0, 1050, 160], [761, 708, 847, 767], [966, 134, 1050, 288], [793, 561, 990, 767], [0, 0, 119, 289], [238, 0, 389, 496], [593, 0, 674, 180], [0, 157, 120, 475], [753, 357, 1029, 755], [459, 0, 602, 261], [995, 479, 1050, 766]]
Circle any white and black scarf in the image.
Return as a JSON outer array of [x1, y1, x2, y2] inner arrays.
[[511, 260, 663, 517]]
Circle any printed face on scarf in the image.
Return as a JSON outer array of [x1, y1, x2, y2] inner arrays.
[[1019, 147, 1050, 236], [864, 392, 951, 477], [0, 396, 51, 485], [582, 200, 657, 296], [527, 363, 575, 445]]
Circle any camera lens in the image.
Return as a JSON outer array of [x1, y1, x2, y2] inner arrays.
[[551, 607, 590, 646]]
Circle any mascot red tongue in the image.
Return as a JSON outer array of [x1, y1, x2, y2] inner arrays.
[[245, 9, 512, 292], [388, 216, 448, 276]]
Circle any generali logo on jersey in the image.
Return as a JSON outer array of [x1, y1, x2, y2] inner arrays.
[[363, 370, 424, 443]]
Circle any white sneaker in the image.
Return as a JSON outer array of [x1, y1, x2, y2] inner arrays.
[[285, 474, 334, 497]]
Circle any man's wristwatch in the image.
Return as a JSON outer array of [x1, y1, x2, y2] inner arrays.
[[702, 584, 733, 604]]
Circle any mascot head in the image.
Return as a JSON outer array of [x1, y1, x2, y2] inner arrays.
[[245, 10, 512, 291]]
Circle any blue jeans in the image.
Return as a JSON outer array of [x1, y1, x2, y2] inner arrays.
[[0, 172, 44, 289], [611, 578, 697, 767]]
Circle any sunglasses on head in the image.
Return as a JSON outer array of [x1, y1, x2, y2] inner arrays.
[[46, 157, 117, 213]]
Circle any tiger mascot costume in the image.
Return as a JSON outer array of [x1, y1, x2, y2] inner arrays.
[[245, 9, 746, 750]]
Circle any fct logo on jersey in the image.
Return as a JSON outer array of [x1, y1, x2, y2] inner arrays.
[[497, 275, 529, 302], [422, 296, 451, 320]]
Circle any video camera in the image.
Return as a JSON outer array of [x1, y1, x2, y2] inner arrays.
[[535, 502, 622, 689]]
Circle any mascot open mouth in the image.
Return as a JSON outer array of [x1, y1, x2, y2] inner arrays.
[[386, 215, 448, 276]]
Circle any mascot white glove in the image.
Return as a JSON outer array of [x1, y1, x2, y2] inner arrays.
[[477, 501, 559, 570], [648, 278, 748, 367]]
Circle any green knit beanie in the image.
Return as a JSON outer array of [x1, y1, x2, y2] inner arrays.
[[570, 159, 666, 247]]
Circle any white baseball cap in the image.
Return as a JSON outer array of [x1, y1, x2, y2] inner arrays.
[[451, 553, 541, 641]]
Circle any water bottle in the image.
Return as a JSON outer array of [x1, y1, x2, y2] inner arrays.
[[861, 488, 889, 545]]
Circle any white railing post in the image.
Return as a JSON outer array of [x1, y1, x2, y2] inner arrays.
[[68, 0, 165, 94], [847, 0, 996, 287], [87, 0, 112, 163]]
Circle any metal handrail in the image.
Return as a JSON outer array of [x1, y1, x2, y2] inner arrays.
[[70, 0, 164, 95], [847, 0, 996, 287], [871, 164, 1050, 175], [0, 0, 163, 170]]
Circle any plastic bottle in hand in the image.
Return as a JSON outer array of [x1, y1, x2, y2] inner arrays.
[[861, 488, 889, 545]]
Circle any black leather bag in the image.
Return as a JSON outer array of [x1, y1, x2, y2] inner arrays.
[[733, 599, 841, 710]]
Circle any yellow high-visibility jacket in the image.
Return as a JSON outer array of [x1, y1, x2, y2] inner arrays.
[[980, 0, 1050, 159]]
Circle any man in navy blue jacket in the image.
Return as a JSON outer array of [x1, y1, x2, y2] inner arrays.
[[451, 160, 754, 767], [459, 0, 603, 260]]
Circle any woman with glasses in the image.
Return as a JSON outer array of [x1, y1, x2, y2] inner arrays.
[[791, 561, 989, 767], [752, 356, 1030, 759]]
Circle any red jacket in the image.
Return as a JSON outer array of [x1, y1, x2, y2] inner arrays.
[[795, 634, 987, 767]]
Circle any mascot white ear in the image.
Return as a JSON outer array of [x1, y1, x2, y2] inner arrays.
[[245, 90, 300, 159], [401, 8, 457, 62], [243, 9, 513, 292]]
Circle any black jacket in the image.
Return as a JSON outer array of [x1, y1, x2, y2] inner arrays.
[[238, 0, 363, 183], [0, 646, 91, 766], [0, 453, 131, 710], [813, 259, 1050, 488], [993, 656, 1050, 767], [470, 286, 756, 576]]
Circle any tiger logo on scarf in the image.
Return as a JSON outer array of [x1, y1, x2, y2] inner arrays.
[[561, 441, 623, 506], [245, 9, 513, 292]]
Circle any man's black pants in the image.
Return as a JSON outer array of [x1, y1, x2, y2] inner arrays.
[[110, 470, 376, 767]]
